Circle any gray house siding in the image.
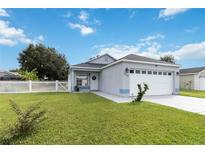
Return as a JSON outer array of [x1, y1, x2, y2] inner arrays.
[[99, 62, 124, 96], [180, 74, 195, 90], [99, 61, 180, 96], [89, 55, 115, 64]]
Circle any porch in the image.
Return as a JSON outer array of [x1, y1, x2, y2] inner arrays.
[[69, 70, 100, 92]]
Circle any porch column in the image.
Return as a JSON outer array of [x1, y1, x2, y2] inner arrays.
[[71, 70, 75, 91]]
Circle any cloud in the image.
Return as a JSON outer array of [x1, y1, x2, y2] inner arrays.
[[95, 34, 166, 59], [97, 45, 141, 59], [140, 34, 165, 42], [78, 11, 89, 22], [32, 35, 45, 44], [93, 18, 101, 26], [69, 23, 95, 36], [0, 20, 32, 46], [171, 41, 205, 60], [0, 38, 16, 46], [37, 35, 44, 41], [185, 26, 199, 33], [64, 11, 72, 18], [159, 8, 190, 19], [95, 36, 205, 61], [128, 9, 137, 19], [96, 43, 163, 60], [0, 8, 9, 17], [67, 10, 100, 36]]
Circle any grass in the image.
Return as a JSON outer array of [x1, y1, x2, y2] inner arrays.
[[180, 89, 205, 98], [1, 92, 205, 144]]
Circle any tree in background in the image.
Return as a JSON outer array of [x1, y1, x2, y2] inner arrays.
[[160, 55, 175, 64], [18, 69, 38, 80], [18, 44, 69, 80]]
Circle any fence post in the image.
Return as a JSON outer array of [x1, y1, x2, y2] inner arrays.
[[29, 80, 32, 92], [56, 80, 58, 91]]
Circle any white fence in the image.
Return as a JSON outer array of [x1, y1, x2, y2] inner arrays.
[[0, 80, 68, 93]]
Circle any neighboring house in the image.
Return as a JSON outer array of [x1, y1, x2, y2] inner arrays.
[[68, 54, 180, 96], [180, 67, 205, 90], [0, 71, 21, 80]]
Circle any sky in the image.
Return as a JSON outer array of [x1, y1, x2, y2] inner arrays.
[[0, 8, 205, 70]]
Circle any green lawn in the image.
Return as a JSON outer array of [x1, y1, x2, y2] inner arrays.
[[180, 90, 205, 98], [1, 92, 205, 144]]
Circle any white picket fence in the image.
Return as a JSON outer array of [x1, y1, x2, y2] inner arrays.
[[0, 80, 68, 93]]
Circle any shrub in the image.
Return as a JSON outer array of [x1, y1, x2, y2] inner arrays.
[[132, 83, 149, 103], [18, 69, 39, 80], [1, 100, 46, 144]]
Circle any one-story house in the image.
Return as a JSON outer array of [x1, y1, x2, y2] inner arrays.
[[0, 71, 21, 80], [180, 67, 205, 90], [68, 54, 180, 96]]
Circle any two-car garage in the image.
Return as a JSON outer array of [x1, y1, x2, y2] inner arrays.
[[129, 69, 174, 96]]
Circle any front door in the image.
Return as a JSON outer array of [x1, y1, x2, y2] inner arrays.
[[90, 73, 98, 90]]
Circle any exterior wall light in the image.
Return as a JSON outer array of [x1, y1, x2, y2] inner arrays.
[[125, 68, 129, 73]]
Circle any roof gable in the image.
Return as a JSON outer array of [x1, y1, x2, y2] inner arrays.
[[88, 54, 116, 64]]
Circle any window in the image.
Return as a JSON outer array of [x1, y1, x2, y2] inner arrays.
[[76, 79, 82, 86], [148, 71, 152, 74], [142, 70, 146, 74], [163, 72, 167, 75], [76, 75, 89, 86], [158, 72, 162, 75], [136, 70, 140, 74], [168, 72, 172, 76], [130, 69, 134, 74], [153, 71, 157, 75]]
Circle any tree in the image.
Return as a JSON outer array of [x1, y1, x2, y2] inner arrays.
[[18, 44, 69, 80], [160, 55, 175, 64]]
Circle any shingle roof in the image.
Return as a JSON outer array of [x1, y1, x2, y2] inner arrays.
[[72, 54, 178, 69], [72, 63, 107, 68], [180, 67, 205, 74], [0, 71, 20, 79], [120, 54, 174, 65]]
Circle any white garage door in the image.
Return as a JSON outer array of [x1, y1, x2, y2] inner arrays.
[[129, 69, 173, 96], [199, 77, 205, 90]]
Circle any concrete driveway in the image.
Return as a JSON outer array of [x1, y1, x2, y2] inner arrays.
[[92, 91, 132, 103], [144, 95, 205, 115], [93, 92, 205, 115]]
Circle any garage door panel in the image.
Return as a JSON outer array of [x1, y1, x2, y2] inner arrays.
[[129, 73, 173, 96]]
